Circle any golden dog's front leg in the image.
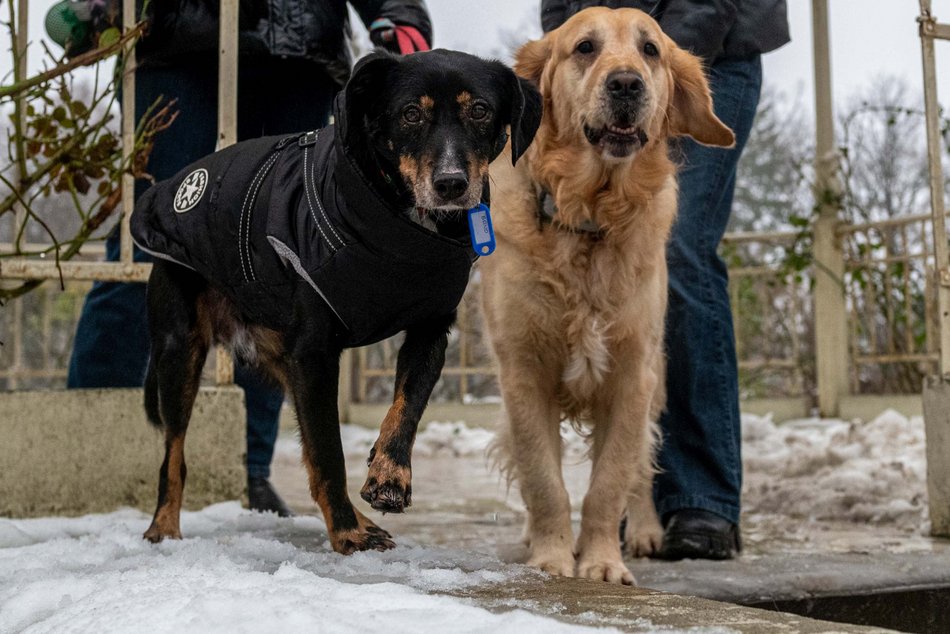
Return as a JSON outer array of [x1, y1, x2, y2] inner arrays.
[[624, 475, 663, 558], [500, 371, 575, 578], [576, 364, 659, 585]]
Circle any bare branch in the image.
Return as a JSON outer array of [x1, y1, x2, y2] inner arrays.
[[0, 22, 145, 100]]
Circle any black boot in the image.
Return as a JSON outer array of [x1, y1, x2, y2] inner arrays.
[[655, 509, 740, 560], [248, 476, 294, 517]]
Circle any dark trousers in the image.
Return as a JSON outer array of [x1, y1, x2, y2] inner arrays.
[[68, 58, 337, 479], [654, 56, 763, 524]]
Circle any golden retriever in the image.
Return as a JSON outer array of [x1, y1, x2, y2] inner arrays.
[[480, 7, 735, 585]]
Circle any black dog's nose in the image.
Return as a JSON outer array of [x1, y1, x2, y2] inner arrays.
[[606, 71, 645, 99], [433, 172, 468, 200]]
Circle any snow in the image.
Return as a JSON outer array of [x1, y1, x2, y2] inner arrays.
[[335, 409, 928, 533], [741, 409, 928, 532], [343, 409, 928, 531], [0, 503, 618, 634], [329, 420, 588, 460], [300, 409, 928, 533], [337, 420, 499, 459], [1, 408, 930, 632]]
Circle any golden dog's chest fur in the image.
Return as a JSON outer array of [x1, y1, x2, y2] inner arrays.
[[480, 7, 734, 585], [482, 164, 676, 418]]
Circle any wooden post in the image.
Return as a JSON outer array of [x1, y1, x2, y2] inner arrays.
[[214, 0, 239, 386], [9, 0, 28, 391], [120, 0, 135, 267], [918, 0, 950, 538], [13, 0, 28, 242], [811, 0, 849, 417]]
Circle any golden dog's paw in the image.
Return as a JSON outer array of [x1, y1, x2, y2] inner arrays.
[[624, 516, 664, 558], [577, 556, 635, 585], [361, 454, 412, 514], [527, 551, 576, 578], [330, 511, 395, 554]]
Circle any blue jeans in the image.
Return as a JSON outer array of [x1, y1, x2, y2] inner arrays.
[[68, 58, 337, 479], [654, 56, 763, 525]]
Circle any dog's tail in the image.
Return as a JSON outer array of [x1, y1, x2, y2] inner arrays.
[[144, 354, 162, 428]]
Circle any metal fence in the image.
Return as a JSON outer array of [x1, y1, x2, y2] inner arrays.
[[843, 213, 942, 394], [2, 210, 942, 405], [342, 210, 950, 407]]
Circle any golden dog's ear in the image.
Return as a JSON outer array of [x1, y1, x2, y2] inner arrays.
[[514, 37, 551, 86], [669, 47, 735, 148]]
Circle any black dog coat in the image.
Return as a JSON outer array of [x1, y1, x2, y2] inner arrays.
[[131, 114, 477, 347]]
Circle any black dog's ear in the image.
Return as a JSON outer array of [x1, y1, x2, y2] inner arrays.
[[501, 67, 543, 165], [344, 51, 401, 136]]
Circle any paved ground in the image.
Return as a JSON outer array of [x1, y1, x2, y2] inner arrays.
[[269, 430, 950, 632]]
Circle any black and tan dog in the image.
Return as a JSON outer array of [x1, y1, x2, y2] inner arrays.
[[131, 50, 541, 554]]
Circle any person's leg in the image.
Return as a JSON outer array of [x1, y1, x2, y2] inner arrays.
[[653, 56, 762, 549], [66, 233, 151, 387], [68, 64, 218, 389], [238, 361, 284, 481]]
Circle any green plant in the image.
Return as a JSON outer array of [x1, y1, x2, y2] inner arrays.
[[0, 2, 174, 303]]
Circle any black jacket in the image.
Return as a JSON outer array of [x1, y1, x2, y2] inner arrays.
[[138, 0, 431, 85], [130, 96, 476, 347], [540, 0, 789, 61]]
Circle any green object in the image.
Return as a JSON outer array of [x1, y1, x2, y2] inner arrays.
[[44, 1, 92, 54], [98, 26, 120, 49]]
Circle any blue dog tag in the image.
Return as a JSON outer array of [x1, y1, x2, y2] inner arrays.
[[467, 203, 496, 256]]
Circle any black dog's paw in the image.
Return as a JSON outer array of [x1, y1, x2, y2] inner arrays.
[[360, 467, 412, 513], [331, 513, 396, 554], [143, 519, 182, 543]]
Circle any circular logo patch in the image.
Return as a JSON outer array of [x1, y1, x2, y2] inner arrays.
[[173, 168, 208, 213]]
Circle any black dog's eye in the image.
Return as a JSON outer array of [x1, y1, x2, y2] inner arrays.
[[403, 105, 423, 124], [576, 40, 595, 55], [471, 102, 490, 121], [643, 42, 659, 58]]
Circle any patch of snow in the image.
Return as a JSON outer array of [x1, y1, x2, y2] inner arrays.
[[0, 503, 619, 634], [275, 407, 929, 536], [742, 409, 928, 531], [280, 421, 588, 461], [462, 394, 503, 405]]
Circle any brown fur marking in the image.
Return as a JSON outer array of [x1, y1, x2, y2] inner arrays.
[[300, 443, 394, 553], [399, 155, 420, 191], [143, 435, 186, 542], [361, 388, 414, 511]]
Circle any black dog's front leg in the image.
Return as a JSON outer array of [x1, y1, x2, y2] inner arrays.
[[289, 339, 395, 554], [361, 314, 454, 513]]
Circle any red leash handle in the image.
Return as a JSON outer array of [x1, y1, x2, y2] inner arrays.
[[393, 25, 429, 54], [369, 18, 430, 55]]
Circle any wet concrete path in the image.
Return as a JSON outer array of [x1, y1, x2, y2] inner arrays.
[[268, 428, 950, 632]]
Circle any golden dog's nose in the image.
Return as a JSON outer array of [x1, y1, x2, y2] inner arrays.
[[606, 71, 645, 99]]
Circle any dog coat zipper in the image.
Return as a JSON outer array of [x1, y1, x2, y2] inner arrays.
[[467, 203, 495, 256]]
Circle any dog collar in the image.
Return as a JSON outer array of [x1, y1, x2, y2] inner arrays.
[[537, 189, 606, 239]]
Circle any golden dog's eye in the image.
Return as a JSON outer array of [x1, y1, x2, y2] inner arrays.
[[643, 42, 659, 58], [576, 40, 595, 55], [471, 102, 490, 120], [403, 105, 423, 123]]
